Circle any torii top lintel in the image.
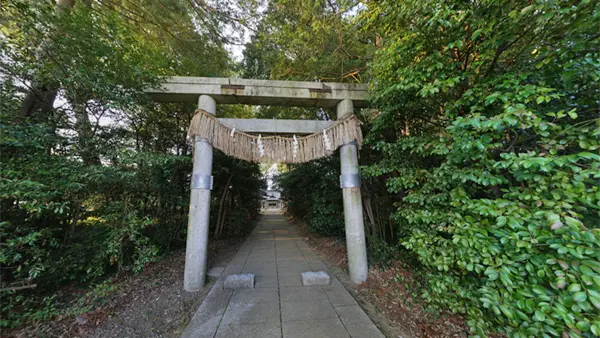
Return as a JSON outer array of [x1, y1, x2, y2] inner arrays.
[[145, 76, 369, 108]]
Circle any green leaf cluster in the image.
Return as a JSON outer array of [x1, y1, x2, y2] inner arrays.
[[0, 0, 261, 328], [362, 0, 600, 336], [277, 155, 345, 237]]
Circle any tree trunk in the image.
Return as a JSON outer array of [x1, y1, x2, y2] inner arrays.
[[74, 103, 101, 165], [214, 174, 235, 239], [362, 194, 377, 238], [214, 189, 230, 239], [63, 201, 82, 245], [219, 191, 234, 238], [20, 84, 58, 120], [20, 0, 79, 120]]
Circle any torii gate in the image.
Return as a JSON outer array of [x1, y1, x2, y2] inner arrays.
[[147, 77, 369, 291]]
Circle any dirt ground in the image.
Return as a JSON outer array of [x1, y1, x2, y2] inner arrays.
[[5, 238, 244, 338], [293, 218, 469, 338]]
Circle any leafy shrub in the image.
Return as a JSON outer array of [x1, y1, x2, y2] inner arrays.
[[363, 0, 600, 336], [0, 0, 258, 330], [367, 236, 404, 266], [306, 186, 344, 236], [278, 155, 345, 237]]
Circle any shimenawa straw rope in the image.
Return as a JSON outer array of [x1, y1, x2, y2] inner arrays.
[[187, 109, 362, 163]]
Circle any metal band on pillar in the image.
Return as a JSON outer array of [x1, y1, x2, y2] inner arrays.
[[339, 140, 360, 188], [191, 174, 214, 190], [340, 174, 360, 189]]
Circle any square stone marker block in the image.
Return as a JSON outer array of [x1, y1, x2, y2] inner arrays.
[[207, 267, 225, 278], [301, 271, 330, 286], [281, 299, 338, 322], [282, 319, 350, 338], [224, 274, 255, 289]]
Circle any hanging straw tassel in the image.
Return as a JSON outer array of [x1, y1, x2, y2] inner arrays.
[[187, 109, 363, 163]]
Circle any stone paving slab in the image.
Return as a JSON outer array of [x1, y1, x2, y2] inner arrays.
[[207, 266, 225, 278], [222, 264, 244, 275], [278, 275, 303, 288], [254, 275, 278, 288], [220, 301, 280, 325], [180, 213, 383, 338], [215, 322, 282, 338], [336, 305, 386, 338], [230, 288, 279, 304], [280, 286, 328, 302], [282, 319, 350, 338], [181, 280, 232, 338], [323, 284, 358, 307], [278, 263, 311, 275], [281, 299, 338, 322]]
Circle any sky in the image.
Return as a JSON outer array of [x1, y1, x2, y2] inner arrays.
[[225, 33, 251, 63], [197, 0, 267, 63]]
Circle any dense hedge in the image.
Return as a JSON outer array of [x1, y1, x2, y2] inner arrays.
[[277, 156, 345, 237], [362, 1, 600, 337], [0, 2, 261, 328], [0, 118, 262, 327]]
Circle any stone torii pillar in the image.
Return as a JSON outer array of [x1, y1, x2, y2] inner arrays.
[[337, 99, 368, 283], [184, 95, 215, 292]]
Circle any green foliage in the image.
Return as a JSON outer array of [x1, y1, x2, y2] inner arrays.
[[363, 0, 600, 336], [278, 156, 345, 237], [0, 0, 261, 329], [243, 0, 373, 82], [210, 150, 265, 238]]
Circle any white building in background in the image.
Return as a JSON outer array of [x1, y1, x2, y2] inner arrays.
[[261, 189, 284, 210]]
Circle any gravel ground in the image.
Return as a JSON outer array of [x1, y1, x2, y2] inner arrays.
[[5, 238, 244, 338], [83, 239, 243, 338]]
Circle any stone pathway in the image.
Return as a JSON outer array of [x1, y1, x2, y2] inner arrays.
[[181, 213, 384, 338]]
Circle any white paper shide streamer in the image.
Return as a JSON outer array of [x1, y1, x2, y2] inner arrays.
[[322, 129, 332, 151], [293, 135, 298, 159], [257, 134, 265, 157]]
